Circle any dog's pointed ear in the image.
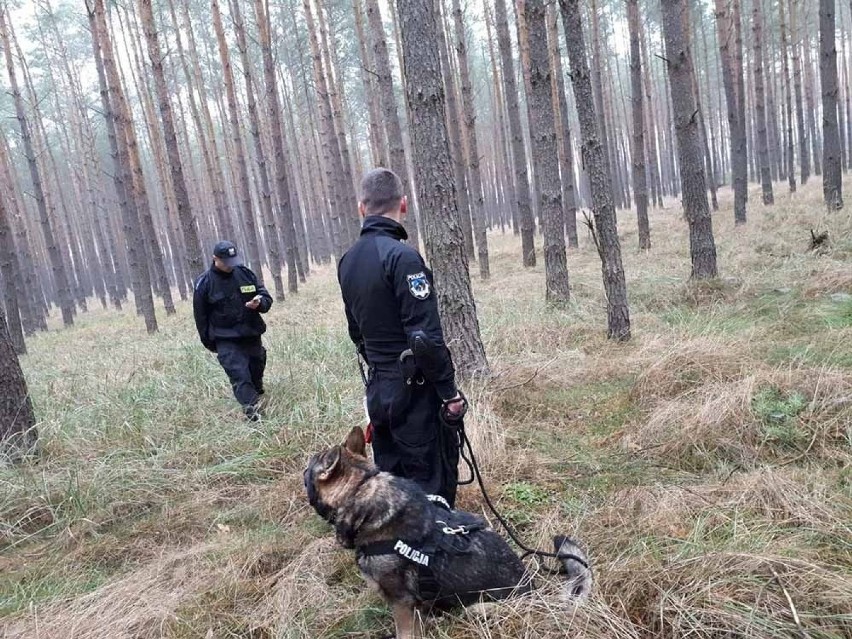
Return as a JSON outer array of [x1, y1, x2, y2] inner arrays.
[[343, 426, 367, 457], [317, 446, 342, 481]]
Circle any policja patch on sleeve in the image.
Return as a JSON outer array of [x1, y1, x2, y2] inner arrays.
[[407, 272, 431, 300]]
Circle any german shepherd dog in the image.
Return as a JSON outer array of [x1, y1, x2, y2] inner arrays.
[[304, 426, 592, 639]]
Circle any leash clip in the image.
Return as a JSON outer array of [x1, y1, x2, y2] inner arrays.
[[441, 525, 470, 536]]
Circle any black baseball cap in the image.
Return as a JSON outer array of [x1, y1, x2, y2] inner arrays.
[[213, 240, 243, 267]]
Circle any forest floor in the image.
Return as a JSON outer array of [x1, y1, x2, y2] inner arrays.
[[2, 181, 851, 638]]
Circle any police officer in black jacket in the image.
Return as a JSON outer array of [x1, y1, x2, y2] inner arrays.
[[338, 168, 466, 508], [193, 241, 273, 421]]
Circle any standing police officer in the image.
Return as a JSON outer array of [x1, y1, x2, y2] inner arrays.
[[338, 168, 466, 508], [193, 241, 273, 421]]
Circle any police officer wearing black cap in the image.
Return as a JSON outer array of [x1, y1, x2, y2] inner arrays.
[[193, 241, 273, 421], [338, 168, 466, 508]]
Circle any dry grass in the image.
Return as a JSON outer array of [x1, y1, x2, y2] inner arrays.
[[2, 181, 851, 638]]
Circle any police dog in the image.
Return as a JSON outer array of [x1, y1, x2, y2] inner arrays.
[[303, 426, 592, 639]]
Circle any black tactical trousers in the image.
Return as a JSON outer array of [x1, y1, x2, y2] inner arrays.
[[216, 337, 266, 410], [366, 368, 460, 507]]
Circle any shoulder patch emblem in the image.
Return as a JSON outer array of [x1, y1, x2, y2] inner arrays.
[[407, 272, 430, 300], [240, 285, 257, 294]]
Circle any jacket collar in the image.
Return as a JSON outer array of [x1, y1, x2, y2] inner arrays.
[[360, 215, 409, 241]]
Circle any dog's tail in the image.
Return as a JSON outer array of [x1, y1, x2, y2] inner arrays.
[[553, 535, 593, 601]]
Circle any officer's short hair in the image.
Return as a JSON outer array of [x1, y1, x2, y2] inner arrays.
[[360, 168, 404, 216]]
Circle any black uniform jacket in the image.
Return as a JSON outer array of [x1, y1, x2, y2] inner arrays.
[[337, 215, 456, 400], [193, 264, 273, 351]]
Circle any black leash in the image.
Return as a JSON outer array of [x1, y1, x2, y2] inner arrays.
[[439, 396, 590, 575]]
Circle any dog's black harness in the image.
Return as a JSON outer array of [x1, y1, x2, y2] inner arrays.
[[357, 505, 521, 606]]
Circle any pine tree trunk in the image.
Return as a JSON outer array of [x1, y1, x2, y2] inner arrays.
[[0, 6, 75, 328], [661, 0, 719, 280], [210, 0, 262, 274], [88, 0, 158, 333], [435, 0, 475, 261], [559, 0, 631, 341], [628, 0, 650, 249], [304, 0, 349, 259], [779, 0, 797, 192], [494, 0, 536, 266], [0, 195, 25, 354], [452, 0, 490, 279], [254, 0, 299, 292], [394, 0, 490, 378], [804, 29, 822, 176], [524, 0, 570, 304], [752, 0, 775, 204], [139, 0, 204, 279], [546, 5, 579, 248], [365, 0, 420, 247], [353, 0, 388, 166], [0, 304, 37, 459], [639, 16, 664, 208], [820, 0, 844, 208], [229, 0, 285, 299], [789, 0, 809, 183]]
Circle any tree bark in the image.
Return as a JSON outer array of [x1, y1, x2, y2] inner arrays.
[[353, 0, 388, 166], [229, 0, 285, 299], [559, 0, 631, 341], [820, 0, 844, 208], [0, 6, 75, 328], [139, 0, 205, 279], [210, 0, 262, 274], [366, 0, 420, 247], [88, 0, 158, 332], [494, 0, 536, 266], [394, 0, 490, 378], [803, 27, 822, 176], [546, 5, 579, 248], [661, 0, 719, 280], [0, 194, 25, 354], [789, 0, 809, 184], [779, 0, 797, 192], [628, 0, 651, 250], [0, 304, 37, 459], [452, 0, 490, 279], [752, 0, 775, 204], [524, 0, 570, 304], [254, 0, 299, 291]]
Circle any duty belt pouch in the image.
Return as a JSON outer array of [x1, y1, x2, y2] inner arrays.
[[399, 349, 424, 385]]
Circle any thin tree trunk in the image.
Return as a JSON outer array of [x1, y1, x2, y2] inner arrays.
[[210, 0, 262, 274], [353, 0, 388, 166], [640, 14, 664, 208], [546, 5, 579, 248], [139, 0, 204, 280], [394, 0, 490, 378], [789, 0, 809, 183], [559, 0, 631, 341], [661, 0, 719, 279], [0, 6, 74, 328], [524, 0, 570, 304], [495, 0, 536, 266], [87, 0, 158, 332], [452, 0, 490, 278], [254, 0, 299, 292], [365, 0, 420, 248], [820, 0, 844, 208], [230, 0, 285, 299], [435, 0, 475, 261], [779, 0, 797, 192], [753, 0, 775, 204], [804, 27, 822, 176], [628, 0, 650, 249]]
